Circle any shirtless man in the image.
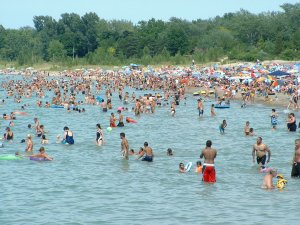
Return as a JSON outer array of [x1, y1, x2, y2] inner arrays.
[[200, 140, 217, 183], [291, 139, 300, 177], [120, 132, 129, 160], [137, 142, 153, 162], [117, 110, 124, 127], [197, 99, 204, 117], [252, 137, 271, 168]]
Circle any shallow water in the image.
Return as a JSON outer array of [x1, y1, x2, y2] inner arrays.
[[0, 75, 300, 225]]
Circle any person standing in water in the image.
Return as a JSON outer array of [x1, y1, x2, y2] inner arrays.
[[110, 113, 117, 128], [210, 104, 216, 116], [96, 124, 104, 146], [25, 134, 33, 152], [137, 142, 154, 162], [270, 109, 278, 130], [219, 120, 227, 134], [244, 121, 250, 135], [200, 140, 217, 183], [252, 137, 271, 169], [197, 99, 204, 117], [117, 110, 124, 127], [291, 139, 300, 177], [287, 113, 297, 132], [62, 126, 74, 145], [120, 132, 129, 160]]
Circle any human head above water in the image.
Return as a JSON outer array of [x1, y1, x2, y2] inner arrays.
[[120, 132, 125, 138], [206, 140, 212, 147], [63, 126, 69, 131]]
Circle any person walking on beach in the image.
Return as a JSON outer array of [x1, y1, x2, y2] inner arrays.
[[120, 132, 129, 160], [291, 139, 300, 178], [252, 137, 271, 169], [200, 140, 217, 183]]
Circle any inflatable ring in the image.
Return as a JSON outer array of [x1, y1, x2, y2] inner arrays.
[[0, 155, 22, 160], [29, 156, 50, 161], [185, 162, 193, 172]]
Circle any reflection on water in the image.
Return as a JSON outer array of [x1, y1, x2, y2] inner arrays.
[[0, 75, 300, 224]]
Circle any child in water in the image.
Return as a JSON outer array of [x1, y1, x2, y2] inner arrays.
[[219, 120, 227, 134], [210, 104, 216, 116], [179, 163, 186, 173], [195, 161, 202, 173], [41, 134, 49, 144]]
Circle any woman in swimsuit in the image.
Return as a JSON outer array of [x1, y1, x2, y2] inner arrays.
[[96, 124, 104, 146], [63, 126, 74, 145]]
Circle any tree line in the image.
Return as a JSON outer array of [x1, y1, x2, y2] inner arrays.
[[0, 3, 300, 67]]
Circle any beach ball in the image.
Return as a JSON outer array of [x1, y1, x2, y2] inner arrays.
[[107, 127, 112, 132]]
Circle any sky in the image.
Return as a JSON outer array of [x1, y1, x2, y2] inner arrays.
[[0, 0, 299, 29]]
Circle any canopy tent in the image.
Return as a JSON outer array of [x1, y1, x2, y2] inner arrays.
[[269, 70, 291, 77]]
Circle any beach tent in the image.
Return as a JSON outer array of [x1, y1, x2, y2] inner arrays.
[[269, 70, 291, 77]]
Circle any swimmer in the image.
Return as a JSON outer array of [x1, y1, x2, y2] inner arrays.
[[31, 147, 53, 161], [167, 148, 173, 156], [9, 121, 15, 127], [4, 127, 14, 141], [249, 128, 255, 136], [244, 121, 250, 135], [129, 149, 135, 155], [110, 113, 117, 128], [195, 161, 203, 173], [120, 132, 129, 160], [210, 104, 216, 116], [41, 135, 49, 145], [219, 120, 227, 134], [261, 169, 277, 189], [179, 163, 186, 173]]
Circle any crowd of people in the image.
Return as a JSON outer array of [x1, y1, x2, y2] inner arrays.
[[1, 61, 300, 188]]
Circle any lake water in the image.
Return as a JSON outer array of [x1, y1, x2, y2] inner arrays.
[[0, 75, 299, 225]]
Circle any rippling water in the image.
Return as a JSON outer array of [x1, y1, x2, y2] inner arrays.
[[0, 75, 300, 225]]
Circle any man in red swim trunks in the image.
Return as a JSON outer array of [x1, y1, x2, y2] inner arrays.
[[200, 140, 217, 183]]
